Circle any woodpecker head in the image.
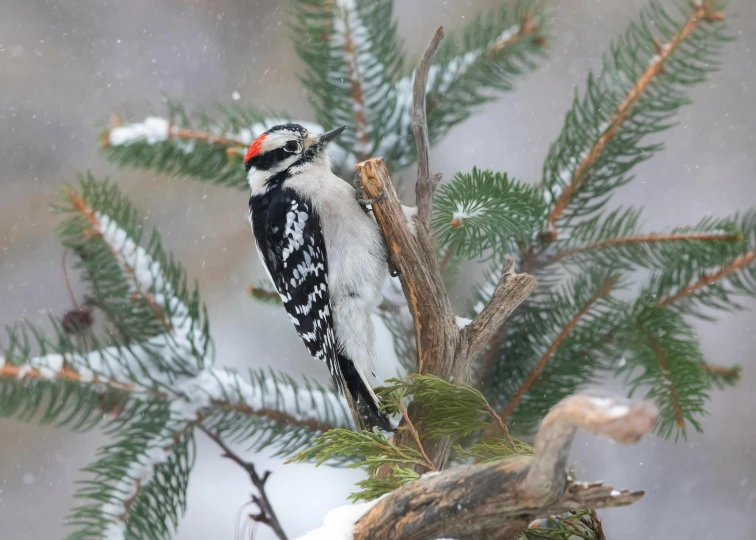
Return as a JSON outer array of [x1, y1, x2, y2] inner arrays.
[[244, 123, 345, 193]]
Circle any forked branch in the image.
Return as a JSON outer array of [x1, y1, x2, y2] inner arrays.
[[356, 25, 537, 471]]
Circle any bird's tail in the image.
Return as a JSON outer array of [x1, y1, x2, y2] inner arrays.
[[336, 353, 394, 432]]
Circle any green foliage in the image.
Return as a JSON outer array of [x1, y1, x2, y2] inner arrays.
[[421, 0, 547, 150], [293, 375, 528, 501], [53, 173, 210, 366], [518, 510, 604, 540], [291, 0, 405, 161], [67, 407, 194, 539], [290, 427, 430, 484], [433, 168, 547, 261], [548, 208, 745, 272], [485, 271, 624, 432], [203, 369, 353, 456], [616, 307, 710, 439], [378, 374, 504, 439], [542, 0, 732, 229], [648, 210, 756, 319], [455, 437, 534, 463], [102, 101, 284, 190]]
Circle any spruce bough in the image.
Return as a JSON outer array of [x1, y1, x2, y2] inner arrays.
[[1, 0, 748, 538]]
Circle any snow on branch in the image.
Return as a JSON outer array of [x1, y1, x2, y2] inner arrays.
[[104, 114, 355, 171], [0, 346, 349, 436], [347, 393, 656, 540]]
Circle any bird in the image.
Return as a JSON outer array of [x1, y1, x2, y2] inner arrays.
[[244, 123, 393, 432]]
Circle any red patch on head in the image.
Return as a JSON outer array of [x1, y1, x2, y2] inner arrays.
[[244, 133, 267, 163]]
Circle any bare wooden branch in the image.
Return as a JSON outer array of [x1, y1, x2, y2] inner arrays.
[[357, 158, 457, 378], [354, 393, 656, 540], [462, 256, 538, 359], [358, 157, 537, 471], [200, 426, 288, 540], [413, 26, 445, 227]]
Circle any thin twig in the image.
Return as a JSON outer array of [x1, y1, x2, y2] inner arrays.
[[547, 232, 744, 265], [438, 245, 455, 273], [700, 363, 741, 380], [484, 402, 517, 451], [657, 251, 755, 307], [61, 250, 79, 309], [548, 2, 717, 228], [500, 277, 616, 423], [413, 26, 445, 227], [200, 426, 289, 540], [399, 404, 436, 472]]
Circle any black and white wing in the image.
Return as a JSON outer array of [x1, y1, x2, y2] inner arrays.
[[249, 189, 343, 390]]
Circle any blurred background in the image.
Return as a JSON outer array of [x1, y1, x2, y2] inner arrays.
[[1, 0, 755, 538]]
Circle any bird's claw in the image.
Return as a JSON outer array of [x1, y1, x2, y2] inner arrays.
[[357, 193, 386, 206]]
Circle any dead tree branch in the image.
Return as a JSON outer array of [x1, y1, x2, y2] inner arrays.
[[356, 25, 537, 473], [414, 26, 445, 227], [200, 427, 288, 540], [353, 393, 657, 540]]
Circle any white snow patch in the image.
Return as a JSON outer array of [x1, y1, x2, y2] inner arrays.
[[589, 397, 629, 418], [109, 116, 169, 146], [455, 316, 472, 330], [495, 24, 522, 45], [296, 497, 384, 540], [402, 205, 418, 236], [610, 489, 621, 497]]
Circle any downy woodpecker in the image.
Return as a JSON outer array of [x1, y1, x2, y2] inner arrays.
[[244, 123, 392, 431]]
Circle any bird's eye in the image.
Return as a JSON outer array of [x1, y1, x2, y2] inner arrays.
[[284, 141, 299, 153]]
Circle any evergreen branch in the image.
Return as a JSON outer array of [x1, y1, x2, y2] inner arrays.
[[500, 276, 617, 423], [657, 250, 756, 307], [246, 283, 283, 305], [548, 1, 718, 227], [521, 510, 605, 540], [381, 1, 547, 167], [68, 409, 195, 539], [102, 114, 247, 149], [399, 404, 436, 472], [549, 231, 742, 265], [200, 427, 288, 540], [615, 307, 711, 439], [101, 103, 355, 187], [544, 0, 729, 230], [637, 321, 685, 432], [292, 0, 405, 161], [1, 337, 347, 456], [64, 186, 172, 331], [433, 169, 547, 261], [700, 363, 741, 381]]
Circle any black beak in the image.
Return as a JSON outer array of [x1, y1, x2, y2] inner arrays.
[[318, 126, 346, 145]]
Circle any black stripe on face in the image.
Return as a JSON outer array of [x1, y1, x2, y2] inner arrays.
[[245, 146, 292, 172]]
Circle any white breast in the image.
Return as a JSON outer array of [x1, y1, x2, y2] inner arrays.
[[284, 167, 388, 383]]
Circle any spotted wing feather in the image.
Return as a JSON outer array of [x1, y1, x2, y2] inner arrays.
[[249, 189, 343, 391]]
